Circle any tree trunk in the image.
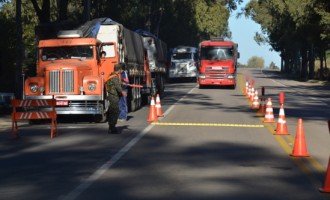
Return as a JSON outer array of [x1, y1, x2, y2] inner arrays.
[[319, 49, 324, 80], [308, 45, 315, 79], [31, 0, 50, 23], [301, 47, 308, 81], [58, 0, 69, 21], [15, 0, 23, 99]]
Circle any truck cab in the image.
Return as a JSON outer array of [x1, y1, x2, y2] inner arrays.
[[168, 46, 198, 81], [198, 38, 239, 89]]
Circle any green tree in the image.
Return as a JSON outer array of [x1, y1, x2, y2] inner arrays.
[[244, 0, 330, 81], [247, 56, 264, 69], [269, 61, 279, 70], [0, 0, 243, 93], [0, 3, 16, 92]]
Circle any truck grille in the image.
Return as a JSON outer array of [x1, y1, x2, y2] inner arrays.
[[205, 66, 229, 73], [49, 70, 74, 93], [205, 66, 228, 79], [176, 63, 188, 73]]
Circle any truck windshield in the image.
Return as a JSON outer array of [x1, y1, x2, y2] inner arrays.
[[41, 45, 94, 61], [200, 46, 234, 60], [172, 53, 192, 60]]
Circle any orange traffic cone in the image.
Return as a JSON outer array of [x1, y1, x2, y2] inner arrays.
[[249, 87, 255, 102], [274, 104, 289, 135], [263, 98, 275, 123], [320, 157, 330, 193], [290, 118, 310, 157], [245, 81, 249, 96], [257, 97, 266, 115], [251, 90, 260, 109], [155, 94, 164, 117], [147, 97, 158, 122], [247, 85, 252, 99]]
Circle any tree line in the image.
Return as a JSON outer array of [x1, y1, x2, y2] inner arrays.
[[0, 0, 242, 93], [0, 0, 329, 93], [244, 0, 330, 81]]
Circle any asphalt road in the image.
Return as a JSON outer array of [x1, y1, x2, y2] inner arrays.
[[0, 68, 330, 200]]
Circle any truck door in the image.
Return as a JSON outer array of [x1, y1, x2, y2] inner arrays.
[[100, 43, 118, 77]]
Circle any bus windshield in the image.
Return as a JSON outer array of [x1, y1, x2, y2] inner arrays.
[[41, 45, 94, 61]]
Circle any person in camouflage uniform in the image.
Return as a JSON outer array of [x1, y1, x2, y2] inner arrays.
[[106, 63, 127, 134]]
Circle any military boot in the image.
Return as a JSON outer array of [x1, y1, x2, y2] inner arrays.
[[108, 125, 119, 134]]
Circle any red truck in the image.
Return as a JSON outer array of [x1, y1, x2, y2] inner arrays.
[[23, 18, 167, 122], [197, 37, 239, 89]]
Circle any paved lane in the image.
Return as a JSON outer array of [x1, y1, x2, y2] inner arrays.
[[71, 70, 329, 200], [1, 69, 329, 200]]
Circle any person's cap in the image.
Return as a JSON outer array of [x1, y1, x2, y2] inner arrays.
[[114, 63, 125, 71], [114, 63, 126, 71]]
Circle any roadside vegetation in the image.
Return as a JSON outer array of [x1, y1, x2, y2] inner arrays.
[[0, 0, 242, 93], [243, 0, 330, 81], [0, 0, 329, 94]]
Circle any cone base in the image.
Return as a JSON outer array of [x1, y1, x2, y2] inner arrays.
[[289, 153, 310, 157], [147, 111, 158, 122], [274, 132, 289, 135], [156, 109, 164, 117], [252, 105, 259, 109], [263, 119, 275, 123], [257, 107, 265, 115], [274, 125, 289, 135], [147, 118, 158, 122]]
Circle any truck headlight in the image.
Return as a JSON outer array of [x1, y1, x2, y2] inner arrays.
[[189, 62, 195, 68], [228, 75, 235, 79], [88, 82, 96, 91], [30, 83, 38, 93]]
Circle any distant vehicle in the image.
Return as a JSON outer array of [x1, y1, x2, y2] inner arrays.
[[198, 37, 239, 89], [168, 46, 198, 81]]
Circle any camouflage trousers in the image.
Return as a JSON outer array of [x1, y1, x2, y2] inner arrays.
[[107, 94, 120, 127]]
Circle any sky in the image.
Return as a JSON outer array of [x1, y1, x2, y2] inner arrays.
[[228, 1, 281, 67]]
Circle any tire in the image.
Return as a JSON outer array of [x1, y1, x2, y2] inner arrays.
[[136, 78, 142, 109], [142, 94, 151, 106], [128, 77, 139, 112], [94, 99, 108, 123], [94, 112, 107, 123], [129, 87, 136, 112], [157, 75, 165, 99]]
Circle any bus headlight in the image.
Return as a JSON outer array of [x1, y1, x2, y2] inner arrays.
[[228, 75, 235, 79], [30, 83, 38, 93]]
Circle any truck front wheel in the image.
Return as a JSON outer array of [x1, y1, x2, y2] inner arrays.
[[94, 98, 109, 123], [94, 112, 107, 123]]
